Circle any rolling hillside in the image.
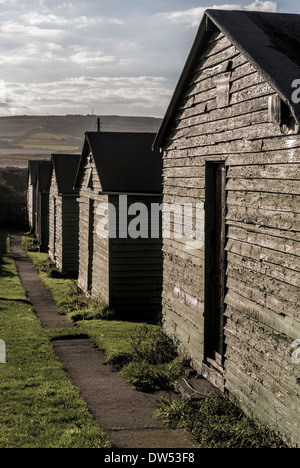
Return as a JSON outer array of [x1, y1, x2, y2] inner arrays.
[[0, 115, 162, 168]]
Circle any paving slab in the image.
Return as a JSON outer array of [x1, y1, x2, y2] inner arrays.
[[10, 234, 199, 449]]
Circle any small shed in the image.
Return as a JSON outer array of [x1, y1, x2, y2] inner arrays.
[[153, 10, 300, 445], [74, 132, 163, 322], [48, 153, 81, 275], [35, 161, 51, 252], [27, 160, 47, 233]]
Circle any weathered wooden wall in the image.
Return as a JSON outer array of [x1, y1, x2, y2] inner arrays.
[[61, 196, 79, 274], [78, 154, 109, 303], [36, 189, 49, 253], [109, 194, 163, 322], [49, 170, 62, 268], [161, 30, 300, 445], [27, 181, 35, 231], [49, 170, 79, 274]]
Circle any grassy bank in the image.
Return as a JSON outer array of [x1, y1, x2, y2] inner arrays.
[[0, 230, 111, 448]]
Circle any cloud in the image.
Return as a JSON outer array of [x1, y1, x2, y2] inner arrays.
[[158, 1, 278, 28], [109, 17, 124, 25], [21, 12, 69, 26], [0, 20, 64, 38], [2, 76, 172, 117], [244, 0, 278, 11], [70, 47, 115, 68], [0, 0, 282, 117]]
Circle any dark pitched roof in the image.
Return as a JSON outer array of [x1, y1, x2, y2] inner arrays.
[[28, 160, 48, 186], [75, 132, 162, 194], [50, 154, 81, 194], [154, 9, 300, 149], [36, 161, 51, 193]]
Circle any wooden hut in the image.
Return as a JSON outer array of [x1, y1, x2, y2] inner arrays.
[[153, 10, 300, 445], [48, 154, 81, 275], [74, 132, 163, 322], [27, 160, 47, 233], [35, 161, 51, 252]]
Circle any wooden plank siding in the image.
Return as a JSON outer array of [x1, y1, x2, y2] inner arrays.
[[27, 181, 35, 231], [78, 154, 110, 303], [61, 196, 79, 274], [158, 28, 300, 445], [109, 194, 163, 322], [48, 167, 79, 275], [48, 170, 62, 267]]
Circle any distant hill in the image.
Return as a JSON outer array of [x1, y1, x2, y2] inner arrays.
[[0, 115, 162, 168]]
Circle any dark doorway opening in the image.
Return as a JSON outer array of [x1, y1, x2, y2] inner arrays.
[[87, 198, 94, 293], [203, 161, 226, 390]]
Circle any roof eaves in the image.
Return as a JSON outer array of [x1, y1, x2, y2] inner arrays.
[[154, 9, 300, 150], [205, 9, 300, 132], [153, 13, 208, 150], [73, 134, 92, 189]]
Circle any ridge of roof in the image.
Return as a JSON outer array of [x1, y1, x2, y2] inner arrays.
[[36, 161, 51, 193], [50, 153, 81, 194], [27, 159, 49, 186], [74, 131, 162, 194], [154, 9, 300, 149]]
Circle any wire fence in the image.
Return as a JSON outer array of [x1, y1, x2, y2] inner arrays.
[[0, 192, 28, 228]]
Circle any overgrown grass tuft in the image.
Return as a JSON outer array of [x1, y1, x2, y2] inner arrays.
[[104, 324, 186, 392], [21, 234, 39, 252], [22, 235, 114, 322], [154, 397, 287, 448]]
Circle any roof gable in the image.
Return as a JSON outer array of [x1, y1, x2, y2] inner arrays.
[[154, 9, 300, 149], [28, 160, 48, 186], [75, 132, 162, 194], [50, 154, 81, 194], [36, 161, 51, 193]]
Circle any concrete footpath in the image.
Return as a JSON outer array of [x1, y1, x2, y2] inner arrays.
[[10, 234, 198, 449]]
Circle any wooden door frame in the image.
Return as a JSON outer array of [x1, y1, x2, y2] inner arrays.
[[87, 198, 94, 293], [203, 160, 227, 391]]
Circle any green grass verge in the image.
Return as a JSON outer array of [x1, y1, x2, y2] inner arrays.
[[22, 235, 113, 321], [0, 230, 111, 448], [0, 232, 27, 301], [154, 397, 287, 449]]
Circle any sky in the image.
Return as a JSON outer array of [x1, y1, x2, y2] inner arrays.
[[0, 0, 298, 118]]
